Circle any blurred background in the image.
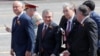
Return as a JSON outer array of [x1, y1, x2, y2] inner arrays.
[[0, 0, 100, 56]]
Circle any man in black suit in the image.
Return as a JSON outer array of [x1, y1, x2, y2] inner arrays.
[[59, 3, 76, 29], [63, 5, 98, 56], [82, 1, 100, 56], [33, 9, 61, 56], [59, 3, 78, 55]]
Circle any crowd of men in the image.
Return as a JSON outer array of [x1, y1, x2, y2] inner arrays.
[[5, 0, 100, 56]]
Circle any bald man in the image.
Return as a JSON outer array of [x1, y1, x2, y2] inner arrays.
[[11, 1, 35, 56]]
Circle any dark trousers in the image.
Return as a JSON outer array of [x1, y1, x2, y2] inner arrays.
[[38, 51, 59, 56], [15, 54, 25, 56], [97, 48, 100, 56], [39, 51, 50, 56], [15, 51, 25, 56]]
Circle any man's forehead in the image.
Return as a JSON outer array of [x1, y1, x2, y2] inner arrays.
[[63, 6, 70, 10], [44, 12, 52, 15], [13, 1, 23, 7]]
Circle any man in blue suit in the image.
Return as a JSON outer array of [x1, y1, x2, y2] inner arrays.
[[11, 1, 35, 56], [83, 1, 100, 56]]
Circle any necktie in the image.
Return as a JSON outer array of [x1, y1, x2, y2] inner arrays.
[[42, 25, 47, 38], [66, 21, 71, 49], [63, 21, 71, 41], [14, 16, 18, 26], [41, 25, 47, 52], [66, 21, 71, 36]]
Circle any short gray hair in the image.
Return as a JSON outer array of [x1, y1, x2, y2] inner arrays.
[[78, 5, 89, 16], [63, 2, 75, 10], [42, 9, 53, 17]]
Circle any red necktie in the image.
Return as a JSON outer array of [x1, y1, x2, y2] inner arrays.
[[42, 25, 47, 38]]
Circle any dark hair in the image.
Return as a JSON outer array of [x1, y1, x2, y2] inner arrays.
[[78, 5, 89, 16], [83, 0, 95, 11]]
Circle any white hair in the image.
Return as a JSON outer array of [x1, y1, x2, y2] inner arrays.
[[63, 2, 75, 10]]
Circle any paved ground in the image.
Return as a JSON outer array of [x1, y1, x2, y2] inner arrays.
[[0, 0, 100, 56]]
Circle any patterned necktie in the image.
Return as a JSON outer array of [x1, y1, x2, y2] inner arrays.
[[42, 25, 47, 38]]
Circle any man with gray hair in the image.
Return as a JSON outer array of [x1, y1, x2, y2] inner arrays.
[[59, 2, 76, 28], [59, 2, 78, 55], [63, 5, 98, 56], [33, 9, 61, 56]]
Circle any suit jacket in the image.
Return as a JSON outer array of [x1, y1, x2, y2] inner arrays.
[[11, 13, 35, 55], [68, 17, 98, 56], [59, 15, 67, 29], [90, 11, 100, 47], [59, 15, 78, 32], [34, 22, 61, 56], [59, 15, 79, 52]]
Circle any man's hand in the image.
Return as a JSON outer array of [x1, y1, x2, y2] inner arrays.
[[4, 25, 11, 32], [10, 49, 14, 56], [25, 51, 31, 56], [50, 53, 56, 56], [33, 53, 37, 56], [62, 50, 70, 56]]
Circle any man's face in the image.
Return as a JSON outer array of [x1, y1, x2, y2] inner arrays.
[[26, 8, 35, 17], [13, 2, 23, 15], [43, 12, 53, 25], [63, 7, 73, 19], [76, 10, 82, 22]]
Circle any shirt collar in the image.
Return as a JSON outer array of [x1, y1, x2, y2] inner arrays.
[[43, 23, 48, 28], [17, 11, 24, 18], [67, 13, 75, 23], [81, 16, 89, 24]]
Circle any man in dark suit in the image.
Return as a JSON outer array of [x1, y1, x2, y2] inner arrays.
[[59, 3, 76, 29], [33, 9, 61, 56], [11, 1, 35, 56], [83, 1, 100, 56], [59, 3, 78, 55], [63, 5, 98, 56]]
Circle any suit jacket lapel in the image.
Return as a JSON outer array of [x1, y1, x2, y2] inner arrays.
[[68, 16, 78, 36], [41, 23, 44, 40], [12, 17, 18, 33], [42, 26, 50, 40], [12, 13, 23, 33], [42, 22, 54, 40], [70, 18, 76, 32]]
